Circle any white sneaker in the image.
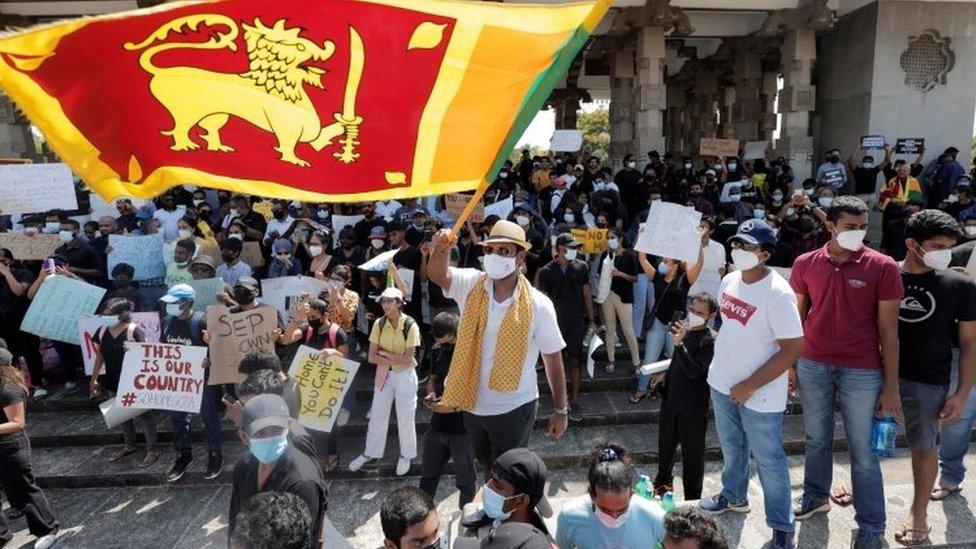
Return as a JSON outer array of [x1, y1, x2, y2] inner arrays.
[[35, 529, 58, 549], [64, 381, 77, 390], [348, 455, 372, 472], [396, 456, 411, 476], [33, 388, 48, 400]]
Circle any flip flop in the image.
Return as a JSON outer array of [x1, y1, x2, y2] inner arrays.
[[629, 391, 647, 404], [109, 446, 138, 462], [829, 483, 854, 507], [894, 522, 931, 546], [930, 485, 961, 501], [325, 454, 340, 473], [139, 451, 160, 469]]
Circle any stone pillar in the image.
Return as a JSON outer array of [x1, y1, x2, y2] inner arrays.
[[732, 53, 762, 141], [760, 71, 779, 141], [609, 49, 635, 169], [776, 28, 816, 180], [0, 95, 32, 159], [552, 97, 579, 130], [634, 26, 667, 157]]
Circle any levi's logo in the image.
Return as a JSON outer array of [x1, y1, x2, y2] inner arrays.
[[721, 292, 757, 326], [848, 278, 867, 289]]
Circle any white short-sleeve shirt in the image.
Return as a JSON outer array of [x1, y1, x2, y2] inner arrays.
[[445, 267, 566, 416], [707, 269, 803, 413]]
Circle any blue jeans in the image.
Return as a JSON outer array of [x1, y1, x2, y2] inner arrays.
[[632, 274, 655, 336], [711, 388, 794, 533], [636, 319, 674, 391], [939, 349, 976, 487], [796, 359, 885, 534], [170, 382, 223, 456]]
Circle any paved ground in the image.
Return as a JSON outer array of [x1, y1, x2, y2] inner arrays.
[[4, 448, 976, 548]]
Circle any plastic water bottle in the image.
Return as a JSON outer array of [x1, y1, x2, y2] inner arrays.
[[661, 491, 676, 513], [635, 475, 653, 500], [870, 414, 897, 458]]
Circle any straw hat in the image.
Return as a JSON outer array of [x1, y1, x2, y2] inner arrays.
[[480, 219, 531, 251]]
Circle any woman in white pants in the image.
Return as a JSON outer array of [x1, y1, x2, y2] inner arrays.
[[349, 287, 422, 476]]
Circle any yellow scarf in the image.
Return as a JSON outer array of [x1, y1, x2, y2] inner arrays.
[[441, 274, 533, 411]]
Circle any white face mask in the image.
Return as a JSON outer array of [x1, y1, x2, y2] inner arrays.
[[58, 230, 74, 243], [803, 188, 815, 197], [919, 246, 952, 271], [786, 208, 796, 217], [947, 194, 959, 204], [564, 213, 576, 223], [308, 245, 323, 257], [728, 195, 741, 203], [728, 162, 737, 171], [593, 182, 606, 192], [772, 192, 784, 202], [499, 171, 509, 179], [228, 233, 243, 241], [483, 253, 517, 280], [515, 215, 530, 227], [564, 248, 578, 261], [835, 229, 866, 251], [966, 226, 976, 237], [732, 248, 760, 271], [818, 197, 834, 208], [862, 162, 873, 169], [753, 209, 765, 219], [192, 199, 205, 207], [44, 222, 60, 234], [626, 161, 636, 169], [370, 239, 385, 249], [687, 312, 707, 328], [165, 303, 183, 317], [178, 229, 193, 240], [593, 504, 629, 529], [684, 163, 692, 170], [228, 208, 239, 218], [607, 239, 620, 251]]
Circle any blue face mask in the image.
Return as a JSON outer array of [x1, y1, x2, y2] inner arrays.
[[249, 434, 288, 464], [657, 262, 669, 276], [482, 484, 517, 521]]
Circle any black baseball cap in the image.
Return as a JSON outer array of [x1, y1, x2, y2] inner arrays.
[[554, 233, 581, 249], [728, 219, 777, 248], [493, 448, 552, 518], [241, 394, 290, 437], [235, 276, 260, 291]]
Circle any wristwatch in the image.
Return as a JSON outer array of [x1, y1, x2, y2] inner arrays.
[[554, 406, 569, 416]]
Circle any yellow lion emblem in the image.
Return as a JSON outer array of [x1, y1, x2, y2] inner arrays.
[[125, 15, 363, 167]]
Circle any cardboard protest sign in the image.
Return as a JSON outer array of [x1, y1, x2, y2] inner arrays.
[[896, 138, 924, 154], [742, 141, 768, 160], [860, 135, 886, 149], [22, 275, 105, 344], [261, 276, 334, 321], [0, 233, 60, 260], [699, 138, 739, 158], [187, 277, 225, 312], [78, 313, 161, 375], [0, 163, 77, 215], [206, 305, 277, 385], [445, 193, 484, 223], [241, 241, 265, 268], [331, 215, 364, 246], [484, 196, 513, 221], [108, 233, 165, 281], [822, 168, 845, 188], [550, 130, 583, 152], [634, 202, 702, 264], [287, 345, 361, 432], [115, 342, 208, 414], [571, 228, 609, 254]]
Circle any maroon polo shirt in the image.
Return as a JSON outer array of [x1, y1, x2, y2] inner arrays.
[[789, 244, 904, 369]]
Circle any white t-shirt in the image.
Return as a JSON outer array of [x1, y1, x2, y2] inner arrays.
[[688, 239, 726, 299], [153, 206, 186, 242], [264, 216, 296, 244], [375, 200, 402, 222], [707, 269, 803, 413], [445, 267, 565, 416]]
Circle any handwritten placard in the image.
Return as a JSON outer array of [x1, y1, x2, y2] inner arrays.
[[634, 201, 702, 264], [550, 130, 583, 152], [822, 168, 845, 188], [699, 138, 740, 158], [743, 140, 768, 160], [287, 345, 361, 432], [445, 193, 484, 223], [78, 313, 161, 375], [206, 305, 277, 385], [0, 163, 77, 215], [571, 228, 609, 254], [0, 233, 61, 260], [187, 277, 225, 312], [21, 276, 105, 344], [116, 342, 208, 414], [261, 276, 335, 321], [108, 233, 165, 281]]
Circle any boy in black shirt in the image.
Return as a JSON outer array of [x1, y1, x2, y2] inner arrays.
[[652, 292, 717, 500], [419, 312, 476, 508]]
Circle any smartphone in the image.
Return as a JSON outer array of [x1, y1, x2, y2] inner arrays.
[[668, 311, 684, 328], [42, 258, 55, 274]]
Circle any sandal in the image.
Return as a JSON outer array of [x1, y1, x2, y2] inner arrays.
[[894, 522, 931, 546], [139, 451, 160, 469], [829, 483, 854, 507], [930, 484, 961, 501], [325, 454, 339, 473], [109, 446, 138, 462], [629, 391, 647, 404]]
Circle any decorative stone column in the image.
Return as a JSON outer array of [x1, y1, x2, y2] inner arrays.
[[732, 53, 762, 142], [0, 95, 31, 159], [776, 28, 817, 180], [609, 49, 635, 169], [760, 70, 779, 142], [634, 25, 667, 157]]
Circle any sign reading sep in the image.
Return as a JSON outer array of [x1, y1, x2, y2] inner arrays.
[[206, 305, 277, 385]]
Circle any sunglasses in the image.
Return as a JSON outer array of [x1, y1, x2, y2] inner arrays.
[[482, 245, 519, 258], [730, 240, 762, 253]]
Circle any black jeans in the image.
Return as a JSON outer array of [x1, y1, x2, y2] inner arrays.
[[654, 405, 707, 500], [419, 427, 477, 509], [0, 440, 58, 539], [463, 400, 537, 482]]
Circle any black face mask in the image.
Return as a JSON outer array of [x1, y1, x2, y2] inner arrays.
[[800, 219, 817, 233], [829, 155, 840, 163], [233, 288, 255, 304], [113, 278, 130, 289], [222, 251, 237, 263], [273, 210, 287, 220], [307, 317, 323, 329]]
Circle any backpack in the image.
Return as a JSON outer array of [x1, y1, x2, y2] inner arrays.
[[378, 314, 415, 342], [304, 322, 340, 349], [162, 311, 205, 345]]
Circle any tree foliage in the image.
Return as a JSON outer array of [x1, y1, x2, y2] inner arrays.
[[577, 108, 610, 162]]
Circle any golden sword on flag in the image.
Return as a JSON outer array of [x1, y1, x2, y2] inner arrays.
[[334, 27, 364, 164]]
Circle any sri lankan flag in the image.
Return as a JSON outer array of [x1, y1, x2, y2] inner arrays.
[[0, 0, 608, 203]]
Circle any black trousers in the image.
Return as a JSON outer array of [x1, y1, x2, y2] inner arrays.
[[0, 441, 57, 541], [654, 405, 707, 500], [419, 427, 477, 509], [463, 400, 537, 483]]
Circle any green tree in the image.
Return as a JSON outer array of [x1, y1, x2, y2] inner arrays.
[[577, 108, 609, 162]]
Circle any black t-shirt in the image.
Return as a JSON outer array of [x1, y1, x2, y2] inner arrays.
[[652, 272, 692, 325], [96, 324, 146, 392], [663, 328, 714, 412], [304, 324, 349, 350], [238, 211, 267, 241], [353, 217, 387, 247], [899, 269, 976, 385], [0, 266, 33, 319], [161, 312, 207, 347], [393, 245, 423, 318], [54, 241, 102, 281], [853, 166, 882, 194], [0, 383, 27, 448], [599, 250, 639, 303], [536, 260, 589, 324], [429, 343, 464, 434], [456, 241, 482, 270]]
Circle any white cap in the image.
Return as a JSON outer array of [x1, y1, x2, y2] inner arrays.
[[380, 287, 404, 301]]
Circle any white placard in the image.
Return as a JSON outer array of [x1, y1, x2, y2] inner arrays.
[[0, 163, 77, 215], [108, 233, 166, 281], [261, 276, 335, 321], [115, 342, 208, 414], [484, 196, 513, 222], [99, 397, 148, 429], [587, 333, 603, 379], [743, 141, 768, 160], [359, 248, 398, 272], [331, 214, 364, 246], [634, 202, 702, 264], [78, 313, 162, 375], [639, 359, 670, 376], [397, 268, 415, 302], [550, 130, 583, 152]]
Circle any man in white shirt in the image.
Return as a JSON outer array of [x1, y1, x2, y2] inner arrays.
[[262, 199, 296, 246], [699, 220, 804, 549], [428, 220, 568, 477], [152, 193, 186, 242], [688, 216, 727, 300]]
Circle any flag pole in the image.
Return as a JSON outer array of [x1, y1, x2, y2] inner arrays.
[[447, 180, 489, 241]]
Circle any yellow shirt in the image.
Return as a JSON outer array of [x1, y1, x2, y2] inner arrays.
[[369, 314, 422, 371]]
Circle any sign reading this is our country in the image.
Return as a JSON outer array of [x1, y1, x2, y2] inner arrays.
[[116, 342, 207, 413], [206, 305, 278, 385], [0, 163, 77, 215], [288, 345, 361, 432]]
